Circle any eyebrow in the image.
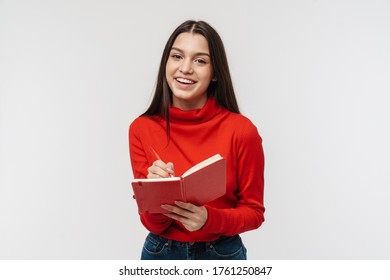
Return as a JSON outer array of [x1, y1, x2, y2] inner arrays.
[[170, 47, 210, 57]]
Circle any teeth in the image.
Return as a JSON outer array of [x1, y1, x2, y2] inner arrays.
[[176, 78, 195, 84]]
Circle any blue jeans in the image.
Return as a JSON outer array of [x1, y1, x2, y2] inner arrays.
[[141, 232, 247, 260]]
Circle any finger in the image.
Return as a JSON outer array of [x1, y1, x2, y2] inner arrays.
[[166, 162, 175, 176], [174, 201, 198, 212], [161, 204, 192, 217], [147, 166, 169, 178], [152, 160, 168, 170], [162, 212, 201, 232], [154, 160, 174, 177], [147, 161, 171, 178], [162, 204, 207, 232]]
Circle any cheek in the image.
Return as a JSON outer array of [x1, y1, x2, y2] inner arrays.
[[199, 70, 213, 84], [201, 66, 213, 79], [165, 64, 171, 77], [165, 61, 176, 76]]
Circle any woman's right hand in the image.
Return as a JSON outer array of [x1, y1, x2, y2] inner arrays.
[[147, 160, 175, 178]]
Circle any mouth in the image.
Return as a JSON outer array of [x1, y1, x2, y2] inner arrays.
[[175, 77, 196, 85]]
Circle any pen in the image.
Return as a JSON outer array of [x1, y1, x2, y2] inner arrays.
[[149, 146, 174, 178]]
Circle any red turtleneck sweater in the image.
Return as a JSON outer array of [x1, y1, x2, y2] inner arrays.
[[129, 98, 265, 242]]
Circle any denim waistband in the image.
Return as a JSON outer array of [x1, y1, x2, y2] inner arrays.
[[147, 232, 239, 249]]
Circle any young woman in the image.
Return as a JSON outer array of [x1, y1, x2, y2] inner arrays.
[[129, 20, 265, 260]]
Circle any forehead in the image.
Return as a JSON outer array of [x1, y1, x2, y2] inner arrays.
[[171, 32, 210, 54]]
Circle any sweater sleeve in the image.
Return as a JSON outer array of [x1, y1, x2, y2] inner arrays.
[[199, 120, 265, 236], [128, 120, 173, 235]]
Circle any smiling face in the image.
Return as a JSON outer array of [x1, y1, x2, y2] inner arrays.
[[165, 32, 214, 111]]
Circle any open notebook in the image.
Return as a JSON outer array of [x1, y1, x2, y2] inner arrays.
[[131, 154, 226, 214]]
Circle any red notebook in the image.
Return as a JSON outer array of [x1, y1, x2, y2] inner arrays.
[[131, 154, 226, 214]]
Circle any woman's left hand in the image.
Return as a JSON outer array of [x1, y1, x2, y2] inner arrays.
[[161, 201, 208, 232]]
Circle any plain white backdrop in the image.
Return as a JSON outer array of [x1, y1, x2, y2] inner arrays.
[[1, 0, 389, 259]]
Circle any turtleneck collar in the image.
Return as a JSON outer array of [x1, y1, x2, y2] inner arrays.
[[169, 97, 222, 124]]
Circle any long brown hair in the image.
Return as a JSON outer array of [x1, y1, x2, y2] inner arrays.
[[142, 20, 240, 135]]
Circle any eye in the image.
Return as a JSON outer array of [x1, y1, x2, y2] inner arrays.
[[171, 54, 182, 60], [194, 58, 207, 64]]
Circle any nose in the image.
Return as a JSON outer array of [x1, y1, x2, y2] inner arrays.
[[179, 58, 193, 74]]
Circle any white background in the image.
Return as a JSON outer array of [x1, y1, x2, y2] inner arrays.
[[1, 0, 389, 259]]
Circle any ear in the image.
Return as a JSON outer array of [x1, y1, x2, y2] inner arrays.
[[212, 77, 217, 82]]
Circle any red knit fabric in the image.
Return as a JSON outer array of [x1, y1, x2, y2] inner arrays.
[[129, 97, 265, 242]]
